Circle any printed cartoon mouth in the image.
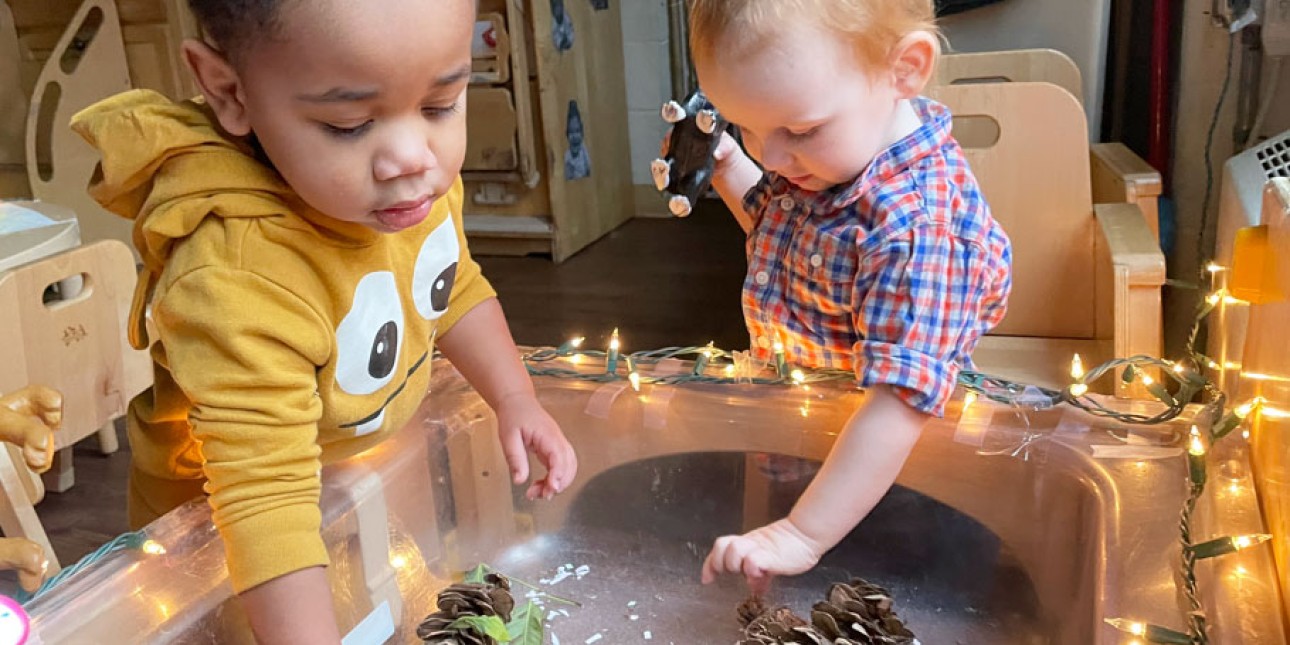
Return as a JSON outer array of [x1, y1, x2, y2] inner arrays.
[[340, 351, 429, 432]]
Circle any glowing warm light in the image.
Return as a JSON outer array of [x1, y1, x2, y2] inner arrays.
[[1207, 262, 1227, 274], [1242, 371, 1290, 383], [1229, 482, 1243, 495], [390, 554, 409, 569], [1188, 427, 1206, 456], [790, 369, 806, 385], [1070, 354, 1085, 380], [773, 340, 785, 353], [724, 365, 736, 377], [142, 541, 167, 556], [1141, 373, 1155, 387], [1068, 383, 1089, 398], [1104, 618, 1147, 636], [629, 372, 642, 392], [609, 329, 620, 351], [1207, 291, 1223, 306], [702, 341, 714, 357], [156, 601, 171, 620], [1234, 398, 1263, 419], [1225, 362, 1244, 371], [1233, 534, 1273, 550], [1243, 429, 1251, 440], [571, 354, 584, 365], [570, 337, 585, 349], [1172, 363, 1187, 374], [800, 405, 809, 418], [1259, 405, 1290, 419], [1233, 565, 1250, 578], [963, 391, 978, 410]]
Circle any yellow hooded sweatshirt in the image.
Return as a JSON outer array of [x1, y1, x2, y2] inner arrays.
[[71, 90, 495, 593]]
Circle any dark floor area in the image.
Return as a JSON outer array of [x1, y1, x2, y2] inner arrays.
[[20, 201, 751, 578]]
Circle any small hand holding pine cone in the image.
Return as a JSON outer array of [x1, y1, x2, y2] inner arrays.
[[418, 573, 516, 645], [737, 579, 919, 645]]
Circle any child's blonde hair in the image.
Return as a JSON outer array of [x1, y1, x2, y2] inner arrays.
[[688, 0, 938, 72]]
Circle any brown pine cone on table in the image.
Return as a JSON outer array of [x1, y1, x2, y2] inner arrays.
[[417, 573, 515, 645], [736, 579, 919, 645]]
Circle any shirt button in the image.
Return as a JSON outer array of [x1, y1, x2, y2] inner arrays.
[[810, 254, 823, 268], [779, 196, 796, 210], [755, 271, 770, 285]]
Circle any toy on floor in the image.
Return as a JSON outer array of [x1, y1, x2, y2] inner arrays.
[[0, 386, 59, 594], [651, 89, 730, 217]]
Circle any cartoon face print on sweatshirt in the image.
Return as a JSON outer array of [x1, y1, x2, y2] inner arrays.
[[334, 213, 461, 436]]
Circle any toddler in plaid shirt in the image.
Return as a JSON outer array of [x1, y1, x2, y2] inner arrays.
[[685, 0, 1013, 591]]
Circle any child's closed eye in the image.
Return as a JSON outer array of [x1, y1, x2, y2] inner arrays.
[[322, 120, 374, 138], [786, 126, 820, 141], [422, 101, 463, 120]]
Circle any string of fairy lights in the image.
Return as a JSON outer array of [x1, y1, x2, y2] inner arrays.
[[520, 264, 1275, 645], [10, 270, 1277, 643]]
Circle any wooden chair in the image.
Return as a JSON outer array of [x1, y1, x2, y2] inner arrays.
[[934, 48, 1164, 242], [0, 240, 151, 568], [925, 81, 1165, 395]]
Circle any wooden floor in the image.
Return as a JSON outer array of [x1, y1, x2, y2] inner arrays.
[[13, 202, 751, 587]]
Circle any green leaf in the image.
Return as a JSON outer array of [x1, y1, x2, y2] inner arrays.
[[449, 615, 511, 641], [463, 563, 490, 584], [505, 601, 544, 645]]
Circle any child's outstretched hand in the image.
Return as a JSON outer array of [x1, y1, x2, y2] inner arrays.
[[495, 393, 578, 501], [701, 518, 825, 594]]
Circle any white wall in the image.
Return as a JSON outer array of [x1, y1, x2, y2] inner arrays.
[[619, 0, 671, 186]]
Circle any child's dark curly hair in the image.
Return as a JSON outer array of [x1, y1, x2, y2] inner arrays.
[[186, 0, 291, 61]]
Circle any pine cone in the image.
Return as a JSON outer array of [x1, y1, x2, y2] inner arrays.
[[736, 579, 918, 645], [810, 580, 916, 644], [418, 573, 515, 644]]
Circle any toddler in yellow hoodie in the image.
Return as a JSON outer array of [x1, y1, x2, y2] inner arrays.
[[70, 1, 577, 642]]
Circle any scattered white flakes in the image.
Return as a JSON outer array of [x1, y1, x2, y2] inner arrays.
[[574, 565, 591, 579], [629, 615, 639, 621], [585, 634, 603, 644], [653, 594, 664, 601], [551, 634, 560, 645], [547, 610, 560, 621], [644, 631, 652, 640], [542, 565, 575, 586], [559, 609, 571, 618], [627, 601, 637, 607]]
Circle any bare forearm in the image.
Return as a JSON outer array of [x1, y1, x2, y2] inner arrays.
[[437, 298, 534, 409], [712, 153, 764, 234], [788, 386, 928, 551], [241, 566, 341, 644]]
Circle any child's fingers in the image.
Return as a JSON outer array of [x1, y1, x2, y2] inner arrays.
[[701, 546, 722, 584], [499, 428, 530, 485], [746, 573, 771, 596], [722, 537, 758, 576]]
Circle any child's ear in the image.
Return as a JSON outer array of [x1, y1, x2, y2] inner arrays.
[[182, 40, 252, 136], [889, 31, 938, 99]]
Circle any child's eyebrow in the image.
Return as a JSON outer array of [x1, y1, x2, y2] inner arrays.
[[296, 65, 473, 103]]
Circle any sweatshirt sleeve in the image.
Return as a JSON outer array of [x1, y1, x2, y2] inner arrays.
[[153, 265, 333, 593], [433, 179, 497, 334]]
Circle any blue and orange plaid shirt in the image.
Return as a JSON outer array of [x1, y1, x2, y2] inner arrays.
[[741, 97, 1012, 417]]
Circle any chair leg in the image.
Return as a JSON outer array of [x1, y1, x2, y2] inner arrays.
[[0, 445, 60, 574], [97, 419, 119, 455], [41, 449, 74, 494]]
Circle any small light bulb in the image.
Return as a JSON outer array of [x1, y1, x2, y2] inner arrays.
[[609, 329, 620, 351], [1070, 354, 1085, 380], [629, 371, 641, 392], [963, 391, 978, 409], [571, 336, 585, 348], [790, 369, 806, 385], [702, 342, 714, 357], [773, 340, 785, 353], [1104, 618, 1147, 637], [391, 554, 409, 569], [142, 540, 166, 556], [1068, 383, 1089, 398], [1189, 427, 1206, 456], [571, 354, 584, 365], [724, 364, 736, 377], [1207, 262, 1227, 274], [1207, 290, 1224, 306], [1141, 373, 1155, 387]]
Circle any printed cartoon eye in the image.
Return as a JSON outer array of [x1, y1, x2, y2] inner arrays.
[[335, 272, 404, 395], [413, 212, 460, 320]]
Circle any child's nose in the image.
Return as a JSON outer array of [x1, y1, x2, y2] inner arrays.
[[759, 137, 792, 174], [372, 139, 436, 182]]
